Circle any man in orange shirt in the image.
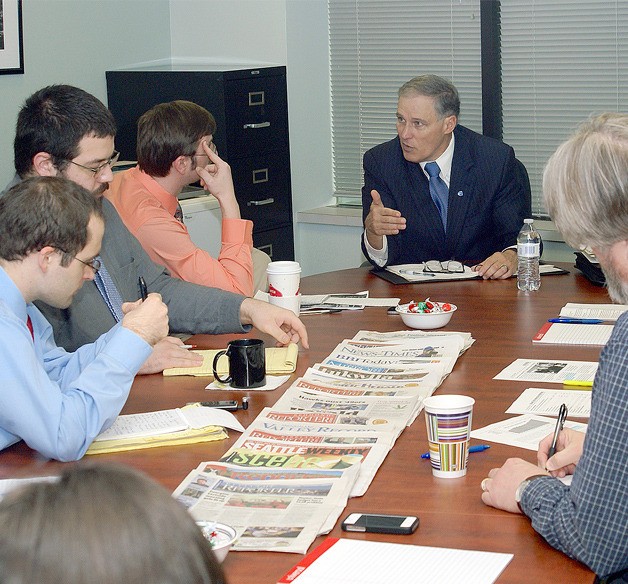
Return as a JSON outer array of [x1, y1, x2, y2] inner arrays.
[[107, 100, 265, 296]]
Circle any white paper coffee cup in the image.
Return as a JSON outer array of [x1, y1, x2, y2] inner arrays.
[[267, 261, 301, 297]]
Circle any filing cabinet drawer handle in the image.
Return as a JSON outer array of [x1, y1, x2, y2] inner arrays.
[[252, 168, 269, 184], [249, 91, 265, 106], [247, 198, 275, 207], [243, 122, 271, 129]]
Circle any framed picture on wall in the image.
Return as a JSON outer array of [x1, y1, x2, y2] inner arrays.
[[0, 0, 24, 75]]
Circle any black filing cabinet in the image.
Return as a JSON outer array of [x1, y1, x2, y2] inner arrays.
[[105, 66, 294, 260]]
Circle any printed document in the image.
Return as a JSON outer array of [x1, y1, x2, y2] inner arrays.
[[560, 302, 628, 321], [494, 359, 598, 383], [506, 388, 592, 418], [471, 415, 588, 450]]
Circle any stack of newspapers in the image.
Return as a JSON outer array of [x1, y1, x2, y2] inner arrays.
[[173, 328, 474, 554]]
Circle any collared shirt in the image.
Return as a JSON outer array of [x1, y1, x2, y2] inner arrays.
[[0, 266, 151, 461], [107, 167, 254, 296], [521, 311, 628, 577], [364, 134, 456, 266]]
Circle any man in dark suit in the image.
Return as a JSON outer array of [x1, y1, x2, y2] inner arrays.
[[361, 75, 530, 279]]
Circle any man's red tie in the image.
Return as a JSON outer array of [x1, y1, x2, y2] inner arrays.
[[26, 315, 34, 341]]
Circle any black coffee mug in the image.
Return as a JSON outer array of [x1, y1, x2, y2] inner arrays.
[[212, 339, 266, 389]]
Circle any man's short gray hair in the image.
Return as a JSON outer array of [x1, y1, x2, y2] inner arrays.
[[398, 75, 460, 119], [543, 113, 628, 249]]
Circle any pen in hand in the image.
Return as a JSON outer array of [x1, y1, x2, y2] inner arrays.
[[138, 276, 148, 301], [547, 403, 568, 459]]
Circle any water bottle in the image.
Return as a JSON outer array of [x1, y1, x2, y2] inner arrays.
[[517, 218, 541, 291]]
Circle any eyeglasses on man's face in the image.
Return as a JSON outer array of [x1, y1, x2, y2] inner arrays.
[[65, 151, 120, 179], [424, 260, 465, 274], [57, 249, 101, 273], [73, 255, 101, 273]]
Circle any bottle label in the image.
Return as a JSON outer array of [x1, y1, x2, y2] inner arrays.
[[518, 243, 540, 258]]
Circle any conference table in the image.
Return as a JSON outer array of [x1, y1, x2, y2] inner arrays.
[[0, 264, 608, 583]]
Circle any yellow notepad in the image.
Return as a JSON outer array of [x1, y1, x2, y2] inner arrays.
[[163, 343, 299, 377], [85, 425, 227, 455]]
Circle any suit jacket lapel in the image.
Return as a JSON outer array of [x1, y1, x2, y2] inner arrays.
[[447, 128, 476, 258]]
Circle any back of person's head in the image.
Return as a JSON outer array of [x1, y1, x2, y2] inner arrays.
[[543, 112, 628, 249], [398, 74, 460, 119], [14, 84, 117, 178], [137, 100, 217, 177], [0, 463, 226, 584], [0, 176, 103, 267]]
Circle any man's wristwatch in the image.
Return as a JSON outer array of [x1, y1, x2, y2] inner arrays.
[[515, 474, 548, 513]]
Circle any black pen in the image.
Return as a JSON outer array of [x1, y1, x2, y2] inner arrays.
[[547, 403, 568, 459], [138, 276, 148, 301]]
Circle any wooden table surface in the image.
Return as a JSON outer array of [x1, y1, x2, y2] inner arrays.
[[1, 265, 605, 583]]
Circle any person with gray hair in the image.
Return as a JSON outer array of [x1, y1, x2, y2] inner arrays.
[[480, 113, 628, 581], [0, 463, 226, 584], [0, 176, 169, 461], [361, 74, 530, 279]]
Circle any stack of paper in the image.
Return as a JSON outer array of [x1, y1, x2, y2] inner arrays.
[[85, 405, 241, 455], [172, 328, 472, 554], [277, 538, 513, 584], [533, 322, 614, 345]]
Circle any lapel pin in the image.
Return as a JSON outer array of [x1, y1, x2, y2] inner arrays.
[[457, 191, 464, 197]]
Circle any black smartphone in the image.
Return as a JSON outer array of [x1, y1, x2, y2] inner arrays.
[[341, 513, 419, 535]]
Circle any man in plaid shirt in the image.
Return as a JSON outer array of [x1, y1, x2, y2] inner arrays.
[[481, 113, 628, 581]]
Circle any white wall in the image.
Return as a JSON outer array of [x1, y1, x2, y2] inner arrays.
[[0, 0, 172, 187], [169, 0, 335, 274]]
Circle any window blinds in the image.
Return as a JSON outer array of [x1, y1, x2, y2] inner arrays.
[[328, 0, 482, 203], [501, 0, 628, 217]]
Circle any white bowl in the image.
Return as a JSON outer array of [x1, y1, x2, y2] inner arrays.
[[196, 521, 238, 562], [395, 301, 457, 329]]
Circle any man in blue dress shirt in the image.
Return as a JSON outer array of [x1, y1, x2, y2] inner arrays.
[[481, 113, 628, 581], [0, 177, 169, 461]]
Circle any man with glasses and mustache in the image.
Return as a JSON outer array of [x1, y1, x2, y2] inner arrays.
[[481, 114, 628, 582], [107, 100, 267, 296], [0, 177, 169, 461], [361, 74, 530, 280], [2, 85, 308, 375]]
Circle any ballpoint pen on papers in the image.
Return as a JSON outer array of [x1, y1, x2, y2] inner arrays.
[[547, 403, 568, 459], [399, 269, 436, 277], [421, 444, 490, 459], [563, 380, 593, 388], [548, 318, 604, 324]]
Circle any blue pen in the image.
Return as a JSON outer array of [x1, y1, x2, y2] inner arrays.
[[548, 318, 603, 324], [421, 444, 490, 459]]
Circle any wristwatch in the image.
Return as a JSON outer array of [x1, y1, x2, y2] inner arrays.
[[515, 474, 547, 513]]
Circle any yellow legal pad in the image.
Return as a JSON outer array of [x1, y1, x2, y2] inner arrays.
[[162, 343, 299, 377], [85, 425, 227, 455]]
